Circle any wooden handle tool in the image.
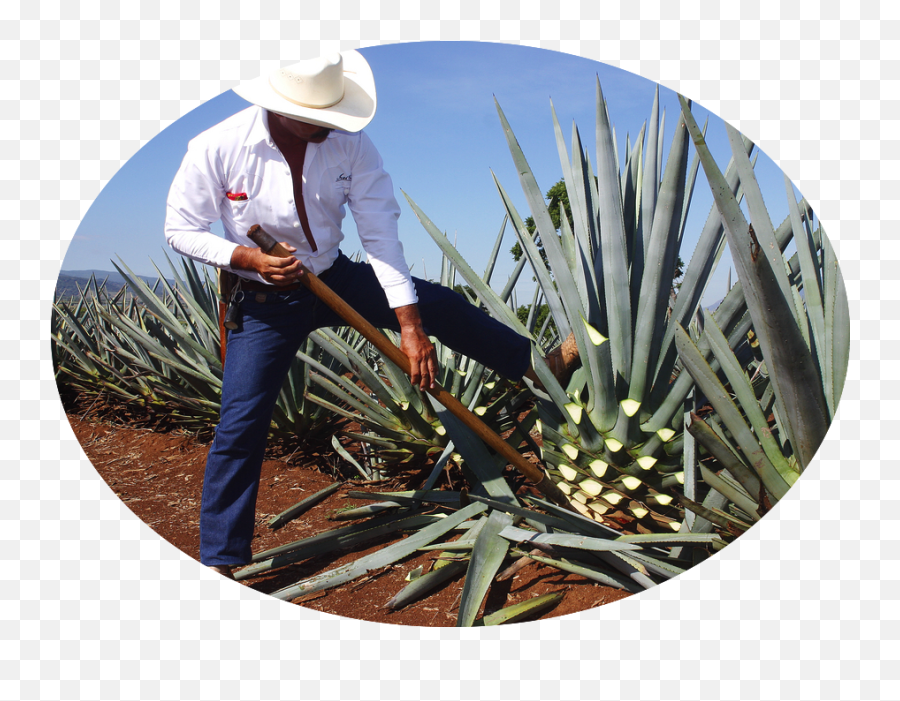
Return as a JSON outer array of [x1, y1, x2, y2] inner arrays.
[[246, 224, 572, 509]]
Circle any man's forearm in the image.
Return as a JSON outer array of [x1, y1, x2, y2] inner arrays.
[[394, 303, 425, 331]]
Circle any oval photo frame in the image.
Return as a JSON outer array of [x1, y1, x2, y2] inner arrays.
[[53, 41, 849, 626]]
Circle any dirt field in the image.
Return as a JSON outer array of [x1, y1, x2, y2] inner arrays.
[[65, 412, 632, 626]]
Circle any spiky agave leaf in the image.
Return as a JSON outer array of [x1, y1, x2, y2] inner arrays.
[[678, 96, 836, 470], [456, 509, 513, 627], [675, 322, 791, 503], [670, 98, 848, 526]]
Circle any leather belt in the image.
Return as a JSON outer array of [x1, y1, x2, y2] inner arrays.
[[239, 279, 304, 293], [237, 265, 333, 294]]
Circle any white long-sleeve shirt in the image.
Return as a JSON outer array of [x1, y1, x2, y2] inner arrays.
[[165, 105, 418, 308]]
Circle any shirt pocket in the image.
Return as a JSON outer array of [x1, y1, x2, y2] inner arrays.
[[224, 174, 262, 224], [225, 196, 252, 231]]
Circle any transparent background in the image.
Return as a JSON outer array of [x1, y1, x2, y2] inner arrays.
[[4, 2, 895, 700]]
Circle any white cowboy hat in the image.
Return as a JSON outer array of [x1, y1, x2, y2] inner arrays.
[[232, 50, 376, 133]]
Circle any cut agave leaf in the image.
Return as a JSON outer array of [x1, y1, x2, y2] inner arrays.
[[457, 510, 514, 627], [561, 443, 579, 460], [605, 438, 623, 452], [636, 455, 657, 470], [269, 502, 487, 600], [589, 460, 608, 478], [656, 428, 676, 442], [479, 592, 565, 626], [385, 559, 468, 611], [581, 316, 608, 345], [559, 465, 579, 481], [498, 525, 641, 553], [579, 479, 603, 496], [267, 482, 342, 531], [565, 403, 584, 424], [621, 399, 641, 417], [621, 476, 642, 490]]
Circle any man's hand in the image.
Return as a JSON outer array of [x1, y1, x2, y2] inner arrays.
[[231, 243, 302, 285], [395, 304, 438, 390]]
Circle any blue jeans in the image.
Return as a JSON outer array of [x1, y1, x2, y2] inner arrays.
[[199, 253, 532, 565]]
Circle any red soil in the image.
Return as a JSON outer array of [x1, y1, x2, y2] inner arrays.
[[66, 413, 632, 626]]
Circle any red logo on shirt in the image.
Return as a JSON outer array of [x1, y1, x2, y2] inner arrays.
[[226, 192, 248, 201]]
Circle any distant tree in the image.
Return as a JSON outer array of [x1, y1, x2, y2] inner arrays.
[[453, 283, 476, 301], [516, 302, 556, 343], [510, 178, 571, 263], [673, 255, 685, 290]]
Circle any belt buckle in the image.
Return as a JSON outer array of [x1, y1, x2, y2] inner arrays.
[[255, 292, 267, 303]]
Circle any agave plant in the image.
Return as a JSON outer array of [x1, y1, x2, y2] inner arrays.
[[52, 254, 345, 442], [405, 82, 801, 532], [304, 326, 529, 465], [672, 99, 849, 531], [301, 233, 536, 474], [52, 263, 223, 426]]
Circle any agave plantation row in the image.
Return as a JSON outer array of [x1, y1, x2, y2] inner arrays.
[[52, 81, 848, 624]]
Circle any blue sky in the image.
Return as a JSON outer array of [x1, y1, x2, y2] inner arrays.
[[62, 41, 797, 304]]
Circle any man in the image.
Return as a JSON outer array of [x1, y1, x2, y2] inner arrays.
[[165, 51, 577, 579]]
